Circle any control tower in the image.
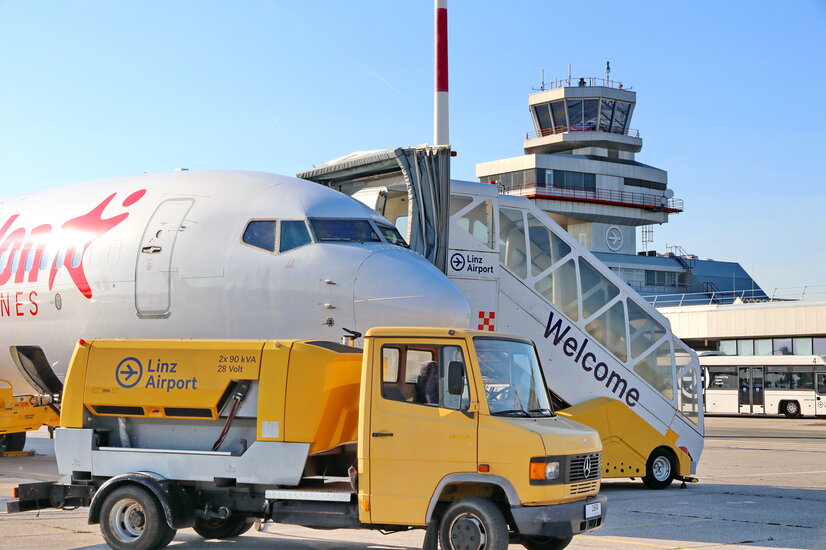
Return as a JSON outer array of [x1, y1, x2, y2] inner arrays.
[[477, 76, 682, 256]]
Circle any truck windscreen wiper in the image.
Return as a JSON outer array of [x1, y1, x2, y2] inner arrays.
[[491, 409, 529, 417]]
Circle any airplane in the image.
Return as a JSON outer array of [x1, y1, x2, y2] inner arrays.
[[0, 169, 471, 451]]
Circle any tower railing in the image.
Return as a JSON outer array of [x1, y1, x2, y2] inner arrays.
[[505, 182, 683, 213], [645, 285, 826, 307], [537, 77, 629, 90], [527, 123, 640, 140]]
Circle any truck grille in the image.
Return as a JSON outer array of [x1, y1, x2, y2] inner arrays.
[[568, 452, 601, 482], [569, 479, 599, 495]]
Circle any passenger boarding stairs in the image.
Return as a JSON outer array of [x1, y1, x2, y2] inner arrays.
[[445, 181, 704, 482]]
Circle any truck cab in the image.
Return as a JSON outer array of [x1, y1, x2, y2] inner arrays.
[[8, 328, 605, 550]]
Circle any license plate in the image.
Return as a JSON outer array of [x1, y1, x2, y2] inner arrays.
[[584, 502, 601, 519]]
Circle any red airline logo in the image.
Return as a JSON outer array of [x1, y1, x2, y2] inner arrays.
[[0, 189, 146, 301]]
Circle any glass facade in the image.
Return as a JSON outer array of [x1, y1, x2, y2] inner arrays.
[[531, 99, 632, 134], [719, 336, 826, 356]]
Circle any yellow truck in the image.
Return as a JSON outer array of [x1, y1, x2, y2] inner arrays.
[[6, 328, 606, 550]]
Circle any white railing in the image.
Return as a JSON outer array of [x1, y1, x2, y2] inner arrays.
[[646, 285, 826, 307]]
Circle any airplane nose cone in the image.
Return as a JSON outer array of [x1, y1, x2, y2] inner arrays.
[[353, 249, 470, 331]]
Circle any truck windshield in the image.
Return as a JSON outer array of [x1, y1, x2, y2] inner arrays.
[[474, 337, 553, 417], [309, 218, 382, 244]]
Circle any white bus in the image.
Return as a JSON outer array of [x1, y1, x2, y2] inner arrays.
[[701, 355, 826, 417]]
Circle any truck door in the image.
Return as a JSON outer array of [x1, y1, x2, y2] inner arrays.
[[367, 338, 477, 525], [135, 199, 194, 316]]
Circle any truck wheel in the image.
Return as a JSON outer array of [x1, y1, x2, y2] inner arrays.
[[521, 535, 573, 550], [783, 400, 801, 418], [100, 485, 176, 550], [642, 448, 676, 490], [192, 516, 254, 539], [0, 432, 26, 453], [439, 497, 508, 550]]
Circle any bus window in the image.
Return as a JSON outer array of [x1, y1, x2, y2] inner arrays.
[[708, 367, 737, 389]]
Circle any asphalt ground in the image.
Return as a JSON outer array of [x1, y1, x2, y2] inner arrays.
[[1, 416, 824, 550]]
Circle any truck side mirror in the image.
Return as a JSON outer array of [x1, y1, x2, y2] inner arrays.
[[447, 361, 465, 395]]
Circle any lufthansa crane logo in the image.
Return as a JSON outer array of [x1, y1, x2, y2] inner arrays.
[[116, 357, 143, 388]]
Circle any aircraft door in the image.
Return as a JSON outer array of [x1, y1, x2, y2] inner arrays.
[[135, 199, 194, 316]]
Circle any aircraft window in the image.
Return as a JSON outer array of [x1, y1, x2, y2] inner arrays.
[[309, 219, 381, 244], [25, 250, 35, 272], [10, 250, 21, 273], [377, 223, 408, 247], [280, 220, 312, 253], [243, 220, 276, 252], [71, 248, 83, 268]]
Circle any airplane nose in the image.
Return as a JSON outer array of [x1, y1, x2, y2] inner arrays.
[[353, 249, 470, 331]]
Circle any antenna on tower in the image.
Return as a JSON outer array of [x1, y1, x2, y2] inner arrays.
[[568, 63, 572, 86], [605, 61, 611, 82], [540, 69, 545, 91]]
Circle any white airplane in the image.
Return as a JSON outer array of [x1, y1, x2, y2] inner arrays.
[[0, 169, 471, 449]]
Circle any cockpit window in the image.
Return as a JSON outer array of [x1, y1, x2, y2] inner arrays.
[[309, 218, 381, 244], [243, 220, 276, 252], [377, 223, 408, 247], [280, 220, 312, 253]]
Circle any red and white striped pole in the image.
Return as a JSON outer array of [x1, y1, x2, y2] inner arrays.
[[434, 0, 449, 146]]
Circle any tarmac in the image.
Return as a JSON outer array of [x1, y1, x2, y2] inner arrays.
[[1, 416, 824, 550]]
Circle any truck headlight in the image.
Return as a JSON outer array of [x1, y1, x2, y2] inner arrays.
[[530, 459, 560, 481]]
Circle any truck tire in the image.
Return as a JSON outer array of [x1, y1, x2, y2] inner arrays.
[[642, 448, 676, 490], [0, 432, 26, 453], [100, 485, 176, 550], [192, 516, 254, 539], [521, 535, 573, 550], [439, 497, 508, 550], [783, 400, 801, 418]]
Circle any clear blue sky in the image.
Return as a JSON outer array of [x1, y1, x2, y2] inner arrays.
[[1, 1, 824, 291]]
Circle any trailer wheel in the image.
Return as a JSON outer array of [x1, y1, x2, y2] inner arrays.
[[100, 485, 176, 550], [193, 516, 254, 539], [439, 497, 508, 550], [521, 535, 573, 550], [0, 432, 26, 453], [783, 400, 801, 418], [642, 448, 676, 490]]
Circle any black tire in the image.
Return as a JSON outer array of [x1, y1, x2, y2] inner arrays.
[[192, 515, 253, 539], [99, 485, 176, 550], [0, 432, 26, 453], [783, 400, 801, 418], [521, 535, 573, 550], [439, 497, 509, 550], [642, 448, 676, 490]]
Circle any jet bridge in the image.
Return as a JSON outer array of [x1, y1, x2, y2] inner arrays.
[[299, 149, 704, 488]]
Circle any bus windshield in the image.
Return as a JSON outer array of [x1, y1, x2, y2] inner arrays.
[[309, 219, 381, 244], [474, 337, 552, 417]]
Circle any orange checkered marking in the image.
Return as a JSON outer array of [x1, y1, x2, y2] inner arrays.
[[477, 311, 495, 332]]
